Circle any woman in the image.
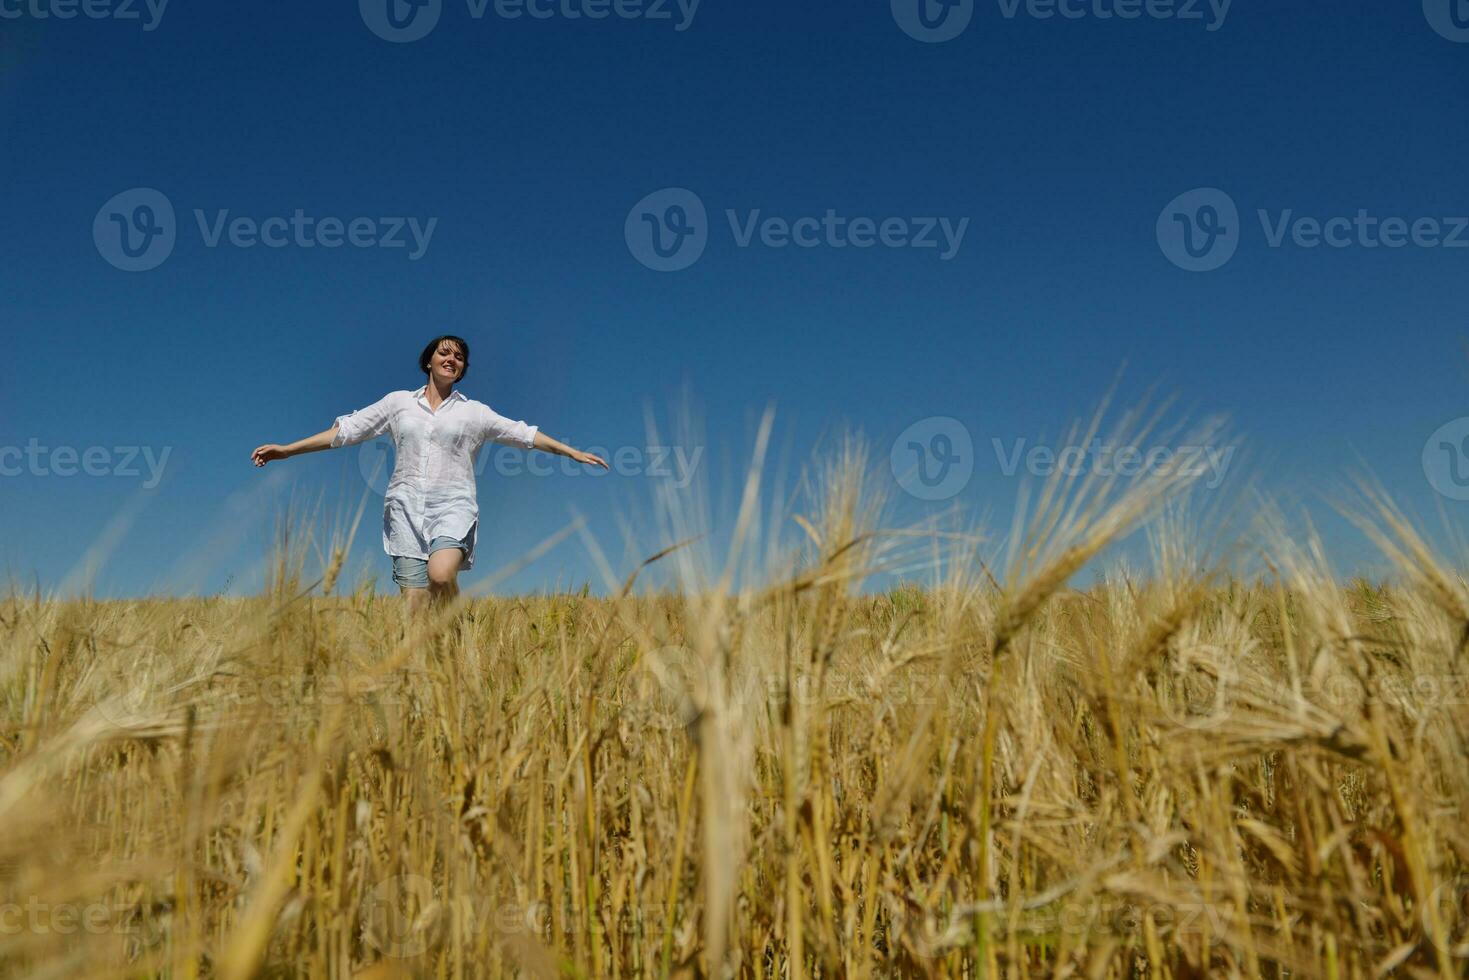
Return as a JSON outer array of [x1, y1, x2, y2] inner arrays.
[[250, 335, 608, 611]]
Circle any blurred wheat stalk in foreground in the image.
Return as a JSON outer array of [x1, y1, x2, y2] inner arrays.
[[1, 424, 1467, 979]]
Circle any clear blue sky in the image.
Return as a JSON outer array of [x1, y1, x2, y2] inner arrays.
[[3, 2, 1467, 597]]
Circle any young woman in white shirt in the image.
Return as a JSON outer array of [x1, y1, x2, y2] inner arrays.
[[250, 335, 608, 612]]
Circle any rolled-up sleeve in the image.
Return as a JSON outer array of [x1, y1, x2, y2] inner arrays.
[[477, 404, 539, 450], [330, 392, 398, 447]]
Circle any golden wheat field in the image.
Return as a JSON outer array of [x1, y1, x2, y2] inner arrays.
[[2, 432, 1467, 979]]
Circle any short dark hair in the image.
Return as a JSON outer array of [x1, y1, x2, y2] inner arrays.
[[419, 335, 470, 382]]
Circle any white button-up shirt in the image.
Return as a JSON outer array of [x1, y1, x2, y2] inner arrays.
[[330, 385, 539, 569]]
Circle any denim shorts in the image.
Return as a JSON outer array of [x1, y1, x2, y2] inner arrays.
[[391, 535, 469, 589]]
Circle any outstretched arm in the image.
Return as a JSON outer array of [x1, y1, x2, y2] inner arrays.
[[532, 430, 609, 470], [254, 392, 398, 467], [251, 425, 340, 467], [479, 404, 609, 470]]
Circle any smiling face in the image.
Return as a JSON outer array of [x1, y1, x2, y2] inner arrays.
[[430, 340, 465, 384]]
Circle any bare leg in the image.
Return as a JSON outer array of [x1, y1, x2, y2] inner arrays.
[[426, 548, 464, 606], [402, 586, 430, 616]]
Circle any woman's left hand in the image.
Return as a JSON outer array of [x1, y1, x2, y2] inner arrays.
[[570, 450, 609, 470]]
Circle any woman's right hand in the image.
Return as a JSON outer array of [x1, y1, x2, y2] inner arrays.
[[251, 444, 288, 467]]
